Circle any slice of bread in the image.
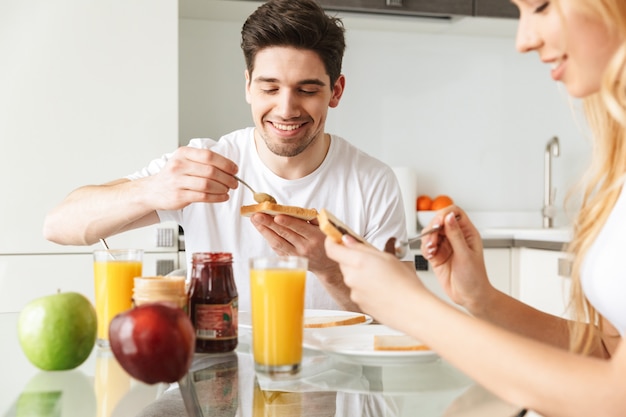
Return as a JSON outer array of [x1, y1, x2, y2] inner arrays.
[[304, 314, 367, 328], [373, 334, 430, 351], [240, 201, 318, 221], [317, 209, 376, 249]]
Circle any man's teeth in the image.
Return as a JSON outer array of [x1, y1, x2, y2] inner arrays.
[[272, 123, 302, 131]]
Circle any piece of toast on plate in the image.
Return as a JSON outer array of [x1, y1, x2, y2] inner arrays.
[[240, 201, 318, 221], [317, 208, 377, 249], [373, 334, 430, 351], [304, 314, 367, 328]]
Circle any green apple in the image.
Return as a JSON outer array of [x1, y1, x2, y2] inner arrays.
[[18, 291, 97, 371]]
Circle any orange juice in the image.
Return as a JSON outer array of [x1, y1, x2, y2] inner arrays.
[[249, 257, 307, 374], [93, 249, 143, 346]]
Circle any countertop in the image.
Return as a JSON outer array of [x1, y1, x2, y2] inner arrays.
[[413, 210, 573, 251], [479, 227, 571, 251], [410, 228, 571, 252]]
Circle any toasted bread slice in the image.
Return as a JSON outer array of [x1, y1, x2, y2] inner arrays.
[[241, 201, 318, 221], [304, 314, 367, 328], [373, 334, 430, 351], [317, 209, 376, 249]]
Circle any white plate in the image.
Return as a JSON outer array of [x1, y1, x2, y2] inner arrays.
[[303, 324, 439, 366], [238, 309, 373, 330]]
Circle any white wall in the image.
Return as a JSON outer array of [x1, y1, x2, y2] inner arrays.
[[0, 0, 178, 254], [179, 1, 591, 225]]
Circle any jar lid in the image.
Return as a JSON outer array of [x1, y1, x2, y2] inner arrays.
[[192, 252, 233, 263], [134, 276, 186, 294]]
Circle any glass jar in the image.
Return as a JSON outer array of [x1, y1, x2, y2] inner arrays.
[[133, 276, 188, 311], [189, 252, 238, 353]]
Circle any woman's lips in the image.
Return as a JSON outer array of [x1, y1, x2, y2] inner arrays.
[[550, 60, 566, 82]]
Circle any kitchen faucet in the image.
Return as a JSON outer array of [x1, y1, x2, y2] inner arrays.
[[543, 136, 560, 228]]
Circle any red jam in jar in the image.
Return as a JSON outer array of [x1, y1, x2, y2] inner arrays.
[[188, 252, 238, 353]]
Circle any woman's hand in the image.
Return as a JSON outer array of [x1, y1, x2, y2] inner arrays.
[[420, 206, 493, 312]]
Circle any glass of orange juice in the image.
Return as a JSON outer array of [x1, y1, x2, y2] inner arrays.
[[93, 249, 143, 348], [249, 256, 307, 375]]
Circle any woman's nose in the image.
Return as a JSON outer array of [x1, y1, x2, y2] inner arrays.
[[515, 17, 542, 53]]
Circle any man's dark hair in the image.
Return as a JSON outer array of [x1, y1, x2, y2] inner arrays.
[[241, 0, 346, 87]]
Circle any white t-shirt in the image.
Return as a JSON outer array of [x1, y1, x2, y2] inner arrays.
[[581, 182, 626, 336], [127, 127, 409, 311]]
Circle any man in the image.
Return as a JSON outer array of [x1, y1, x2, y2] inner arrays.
[[43, 0, 409, 312]]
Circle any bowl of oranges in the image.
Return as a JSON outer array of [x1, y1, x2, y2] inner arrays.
[[416, 195, 454, 230]]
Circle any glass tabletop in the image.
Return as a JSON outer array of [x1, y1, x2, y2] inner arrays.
[[1, 313, 521, 417]]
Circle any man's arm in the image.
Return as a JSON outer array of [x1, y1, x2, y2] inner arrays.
[[43, 178, 160, 246], [43, 146, 240, 246]]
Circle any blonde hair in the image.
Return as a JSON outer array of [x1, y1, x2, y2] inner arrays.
[[565, 0, 626, 353]]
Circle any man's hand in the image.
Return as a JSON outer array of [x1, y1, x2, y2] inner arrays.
[[249, 213, 363, 310], [249, 213, 333, 274], [144, 146, 239, 210]]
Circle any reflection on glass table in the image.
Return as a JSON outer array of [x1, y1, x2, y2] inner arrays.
[[146, 329, 521, 417], [4, 348, 165, 417]]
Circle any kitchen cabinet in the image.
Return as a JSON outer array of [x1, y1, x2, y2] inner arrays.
[[0, 0, 179, 310], [474, 0, 519, 18], [413, 248, 511, 307], [317, 0, 518, 19], [512, 247, 572, 319], [1, 0, 177, 255]]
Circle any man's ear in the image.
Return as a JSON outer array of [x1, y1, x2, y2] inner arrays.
[[244, 69, 252, 104], [329, 74, 345, 108]]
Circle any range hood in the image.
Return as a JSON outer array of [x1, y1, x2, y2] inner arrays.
[[317, 0, 473, 19], [317, 0, 519, 19], [220, 1, 518, 21]]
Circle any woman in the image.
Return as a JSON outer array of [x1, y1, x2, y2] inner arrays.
[[325, 1, 626, 416]]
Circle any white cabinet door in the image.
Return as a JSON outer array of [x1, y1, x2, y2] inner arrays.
[[484, 248, 512, 295], [412, 248, 511, 307], [513, 248, 572, 319]]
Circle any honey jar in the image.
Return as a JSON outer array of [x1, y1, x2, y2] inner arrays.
[[133, 276, 188, 311]]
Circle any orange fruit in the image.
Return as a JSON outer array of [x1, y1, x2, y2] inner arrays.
[[431, 195, 454, 211], [416, 195, 432, 211]]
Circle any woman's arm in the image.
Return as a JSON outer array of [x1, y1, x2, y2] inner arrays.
[[325, 236, 626, 417]]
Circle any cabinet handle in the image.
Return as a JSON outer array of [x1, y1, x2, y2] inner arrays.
[[386, 0, 403, 6], [557, 257, 572, 278]]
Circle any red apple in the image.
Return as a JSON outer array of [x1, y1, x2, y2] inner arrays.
[[109, 303, 195, 384]]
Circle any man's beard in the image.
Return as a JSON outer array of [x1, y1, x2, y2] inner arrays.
[[261, 131, 318, 157]]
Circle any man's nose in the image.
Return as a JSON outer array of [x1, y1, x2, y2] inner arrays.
[[275, 91, 301, 119]]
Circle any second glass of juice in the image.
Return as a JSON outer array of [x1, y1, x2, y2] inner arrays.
[[93, 249, 143, 348], [249, 256, 307, 375]]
